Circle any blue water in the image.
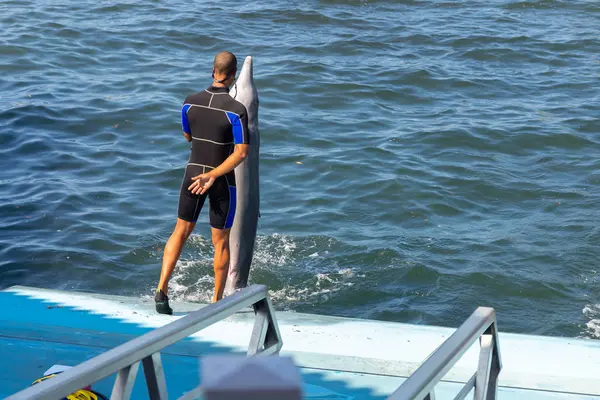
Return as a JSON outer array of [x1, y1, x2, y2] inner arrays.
[[1, 0, 599, 338]]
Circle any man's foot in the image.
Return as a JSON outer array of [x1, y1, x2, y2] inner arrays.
[[155, 289, 173, 315]]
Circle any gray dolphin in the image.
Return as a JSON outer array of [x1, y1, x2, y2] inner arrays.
[[225, 56, 260, 295]]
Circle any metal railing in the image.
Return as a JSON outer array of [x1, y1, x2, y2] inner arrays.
[[388, 307, 502, 400], [6, 284, 283, 400]]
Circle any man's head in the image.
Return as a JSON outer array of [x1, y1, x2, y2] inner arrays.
[[212, 51, 237, 87]]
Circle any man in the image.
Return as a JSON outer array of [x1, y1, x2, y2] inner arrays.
[[155, 51, 249, 314]]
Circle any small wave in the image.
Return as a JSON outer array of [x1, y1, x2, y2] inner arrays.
[[252, 233, 301, 267], [583, 304, 600, 339], [91, 3, 144, 14], [503, 0, 571, 10], [167, 261, 215, 304], [269, 269, 358, 309]]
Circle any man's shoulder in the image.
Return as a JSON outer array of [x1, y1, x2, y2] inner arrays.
[[218, 96, 247, 116], [183, 91, 209, 105]]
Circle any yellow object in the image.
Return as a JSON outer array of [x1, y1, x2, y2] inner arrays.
[[65, 390, 98, 400], [32, 373, 60, 385]]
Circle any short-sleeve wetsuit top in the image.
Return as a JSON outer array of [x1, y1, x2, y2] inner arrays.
[[177, 85, 249, 229]]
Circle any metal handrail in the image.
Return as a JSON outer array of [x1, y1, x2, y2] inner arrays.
[[6, 284, 283, 400], [388, 307, 502, 400]]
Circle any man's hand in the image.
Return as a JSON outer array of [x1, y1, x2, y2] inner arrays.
[[187, 144, 248, 195], [188, 174, 216, 195]]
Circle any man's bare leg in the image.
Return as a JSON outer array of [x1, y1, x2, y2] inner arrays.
[[157, 218, 196, 294], [211, 227, 231, 302]]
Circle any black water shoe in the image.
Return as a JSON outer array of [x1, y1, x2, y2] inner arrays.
[[155, 289, 173, 315]]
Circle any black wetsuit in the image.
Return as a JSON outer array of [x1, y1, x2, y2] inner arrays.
[[178, 86, 249, 228]]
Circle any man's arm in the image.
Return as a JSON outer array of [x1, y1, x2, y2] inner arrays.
[[209, 144, 248, 177]]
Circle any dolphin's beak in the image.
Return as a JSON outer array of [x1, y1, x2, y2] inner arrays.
[[238, 56, 253, 83], [231, 56, 253, 99]]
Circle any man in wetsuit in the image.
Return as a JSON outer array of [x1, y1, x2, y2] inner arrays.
[[154, 51, 249, 314]]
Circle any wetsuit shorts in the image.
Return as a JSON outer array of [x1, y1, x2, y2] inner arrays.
[[177, 164, 236, 229]]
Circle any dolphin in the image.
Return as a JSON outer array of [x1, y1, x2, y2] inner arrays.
[[224, 56, 260, 295]]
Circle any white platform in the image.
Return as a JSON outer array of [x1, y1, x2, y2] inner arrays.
[[1, 285, 599, 399]]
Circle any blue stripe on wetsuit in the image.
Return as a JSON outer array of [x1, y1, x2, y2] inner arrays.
[[182, 104, 192, 133], [226, 112, 244, 144], [225, 186, 237, 228]]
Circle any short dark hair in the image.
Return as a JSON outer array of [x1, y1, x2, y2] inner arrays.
[[213, 51, 237, 76]]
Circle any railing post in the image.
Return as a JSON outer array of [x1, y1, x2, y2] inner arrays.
[[263, 295, 283, 355], [248, 298, 269, 356], [111, 361, 140, 400], [475, 334, 494, 400], [454, 374, 477, 400], [143, 353, 168, 400], [248, 296, 283, 356], [485, 322, 502, 400]]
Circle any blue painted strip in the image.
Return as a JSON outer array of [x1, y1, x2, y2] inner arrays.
[[0, 290, 375, 399], [226, 112, 243, 144], [225, 186, 236, 228], [181, 104, 192, 134], [0, 292, 147, 335]]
